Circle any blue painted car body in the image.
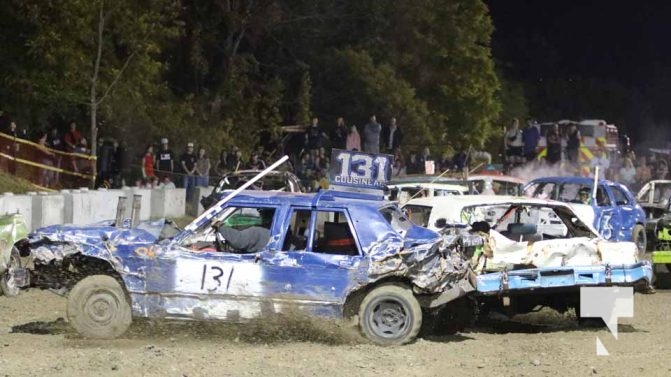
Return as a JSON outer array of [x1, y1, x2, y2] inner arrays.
[[523, 176, 646, 243], [26, 189, 467, 322]]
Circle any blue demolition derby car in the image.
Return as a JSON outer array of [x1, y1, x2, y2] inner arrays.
[[4, 152, 476, 345], [1, 151, 653, 345], [523, 176, 647, 255]]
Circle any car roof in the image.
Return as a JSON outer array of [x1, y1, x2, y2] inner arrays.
[[466, 175, 525, 184], [226, 189, 389, 210], [526, 176, 616, 186], [402, 195, 598, 234], [403, 195, 568, 209], [388, 182, 469, 191]]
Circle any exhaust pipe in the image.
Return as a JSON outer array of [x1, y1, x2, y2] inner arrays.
[[115, 196, 127, 228], [130, 194, 142, 228]]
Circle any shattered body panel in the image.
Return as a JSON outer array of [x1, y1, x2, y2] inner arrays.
[[415, 196, 653, 296], [636, 180, 671, 246], [403, 196, 642, 272], [20, 190, 471, 323], [0, 213, 29, 275]]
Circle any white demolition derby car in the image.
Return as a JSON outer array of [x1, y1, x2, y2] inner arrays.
[[402, 195, 645, 275], [401, 195, 652, 322]]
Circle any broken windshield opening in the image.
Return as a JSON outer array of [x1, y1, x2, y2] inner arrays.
[[379, 205, 413, 236]]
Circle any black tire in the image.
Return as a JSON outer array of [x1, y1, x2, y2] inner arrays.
[[358, 284, 422, 346], [421, 297, 475, 337], [67, 275, 132, 339], [0, 247, 22, 297], [632, 224, 647, 259]]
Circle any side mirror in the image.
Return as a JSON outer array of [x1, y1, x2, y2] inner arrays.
[[434, 218, 447, 228]]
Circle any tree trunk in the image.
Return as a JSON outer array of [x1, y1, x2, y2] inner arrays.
[[90, 102, 97, 188], [89, 0, 105, 189]]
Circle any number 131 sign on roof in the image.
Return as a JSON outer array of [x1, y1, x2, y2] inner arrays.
[[329, 149, 392, 191]]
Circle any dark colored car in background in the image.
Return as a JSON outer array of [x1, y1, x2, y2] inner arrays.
[[200, 170, 304, 209]]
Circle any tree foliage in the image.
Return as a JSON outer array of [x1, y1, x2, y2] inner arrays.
[[0, 0, 503, 162]]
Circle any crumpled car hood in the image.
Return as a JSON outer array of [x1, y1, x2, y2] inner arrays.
[[367, 224, 470, 294], [30, 219, 166, 245]]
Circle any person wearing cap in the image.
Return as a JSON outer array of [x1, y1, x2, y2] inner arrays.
[[155, 138, 174, 179], [180, 142, 198, 201]]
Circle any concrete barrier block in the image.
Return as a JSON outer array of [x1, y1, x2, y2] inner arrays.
[[32, 194, 65, 228], [188, 186, 215, 217], [89, 189, 127, 223], [122, 187, 152, 221], [151, 188, 186, 218], [63, 190, 96, 225], [1, 193, 34, 230]]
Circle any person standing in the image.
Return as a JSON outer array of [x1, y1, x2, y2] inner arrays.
[[546, 123, 562, 165], [215, 149, 228, 176], [566, 124, 581, 165], [504, 118, 524, 166], [381, 117, 404, 154], [590, 147, 610, 179], [36, 132, 55, 187], [227, 146, 243, 171], [141, 144, 155, 180], [195, 146, 211, 187], [155, 138, 174, 179], [634, 156, 652, 190], [47, 126, 64, 186], [363, 115, 381, 154], [522, 119, 540, 162], [619, 157, 637, 187], [346, 125, 361, 151], [331, 117, 347, 150], [180, 142, 198, 201], [247, 152, 267, 170], [305, 117, 328, 159], [63, 121, 82, 153]]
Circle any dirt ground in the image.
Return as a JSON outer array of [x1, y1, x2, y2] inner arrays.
[[1, 273, 670, 377]]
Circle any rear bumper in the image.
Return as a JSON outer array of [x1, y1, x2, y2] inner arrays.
[[475, 262, 653, 295]]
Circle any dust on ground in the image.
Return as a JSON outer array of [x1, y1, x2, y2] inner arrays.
[[1, 275, 671, 377]]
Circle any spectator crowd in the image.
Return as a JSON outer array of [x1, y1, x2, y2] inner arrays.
[[2, 110, 670, 198]]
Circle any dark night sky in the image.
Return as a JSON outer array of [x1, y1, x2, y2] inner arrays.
[[486, 0, 671, 143], [486, 0, 671, 84]]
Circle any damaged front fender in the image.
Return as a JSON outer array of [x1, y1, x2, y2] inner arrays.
[[0, 213, 29, 275], [367, 235, 475, 306]]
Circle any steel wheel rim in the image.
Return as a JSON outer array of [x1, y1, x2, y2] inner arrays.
[[85, 291, 119, 324], [368, 298, 410, 339]]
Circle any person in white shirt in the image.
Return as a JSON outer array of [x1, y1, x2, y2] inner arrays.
[[504, 118, 524, 165], [590, 148, 610, 179]]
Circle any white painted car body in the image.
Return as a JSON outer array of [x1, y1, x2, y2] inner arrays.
[[402, 195, 637, 271]]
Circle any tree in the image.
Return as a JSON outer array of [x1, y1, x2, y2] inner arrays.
[[14, 0, 180, 184], [384, 0, 501, 149]]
